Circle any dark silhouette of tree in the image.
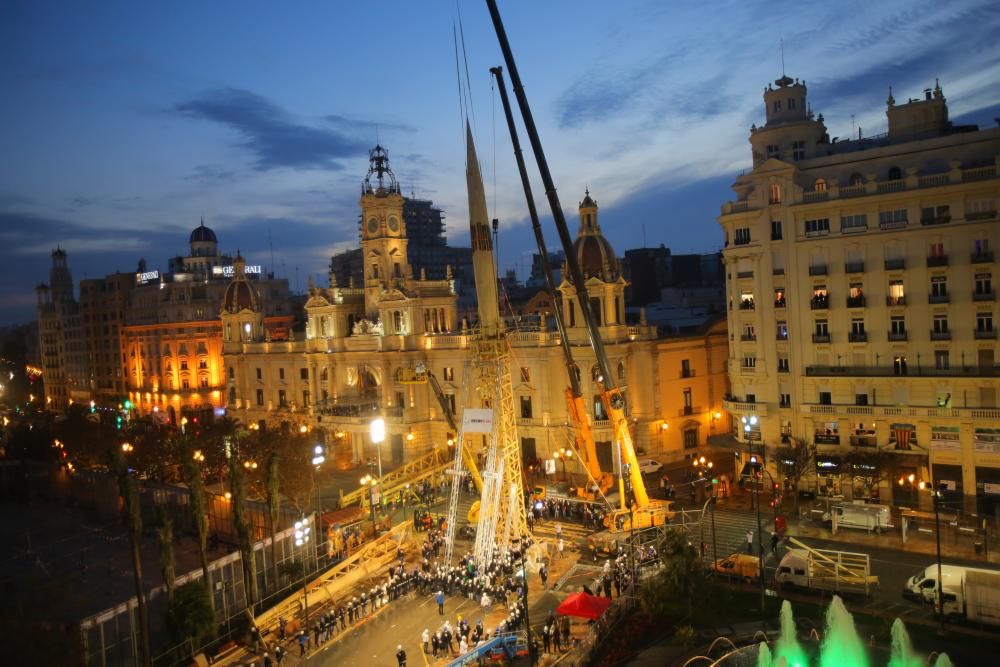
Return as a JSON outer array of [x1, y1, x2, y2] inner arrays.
[[113, 448, 152, 667], [265, 452, 282, 589], [179, 437, 214, 612], [229, 454, 258, 608], [166, 581, 216, 658], [775, 439, 815, 512], [155, 506, 177, 603]]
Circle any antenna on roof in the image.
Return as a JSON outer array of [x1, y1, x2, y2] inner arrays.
[[780, 38, 785, 77]]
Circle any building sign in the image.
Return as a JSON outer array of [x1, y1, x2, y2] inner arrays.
[[212, 264, 262, 277], [975, 428, 1000, 454], [984, 482, 1000, 495], [930, 426, 960, 451], [136, 270, 160, 284], [462, 408, 494, 434]]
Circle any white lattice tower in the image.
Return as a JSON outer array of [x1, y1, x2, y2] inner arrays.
[[443, 364, 475, 566]]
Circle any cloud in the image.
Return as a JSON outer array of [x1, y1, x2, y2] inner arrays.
[[174, 88, 368, 171], [324, 114, 416, 135], [185, 164, 238, 184]]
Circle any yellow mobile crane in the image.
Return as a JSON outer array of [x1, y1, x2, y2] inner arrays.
[[487, 11, 673, 532]]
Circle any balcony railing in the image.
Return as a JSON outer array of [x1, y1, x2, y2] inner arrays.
[[973, 290, 996, 302], [888, 331, 908, 341], [806, 364, 1000, 377], [884, 258, 905, 270], [845, 261, 865, 274], [846, 295, 866, 308], [812, 333, 831, 343], [928, 292, 949, 304], [776, 332, 788, 341], [848, 332, 868, 343], [975, 329, 997, 340], [809, 265, 828, 276], [966, 210, 997, 221], [971, 251, 994, 264], [930, 330, 951, 341], [722, 397, 768, 416], [740, 334, 757, 342], [926, 255, 949, 267], [738, 300, 755, 310], [920, 215, 951, 226], [737, 271, 754, 279], [772, 268, 785, 276], [810, 296, 830, 310], [886, 296, 906, 306]]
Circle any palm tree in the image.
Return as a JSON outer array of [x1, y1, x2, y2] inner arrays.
[[179, 438, 214, 612], [229, 454, 258, 609], [155, 506, 177, 603], [114, 448, 152, 667], [265, 452, 282, 591]]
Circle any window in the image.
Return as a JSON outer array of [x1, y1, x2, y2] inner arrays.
[[848, 283, 865, 306], [814, 319, 829, 336], [811, 285, 828, 307], [371, 263, 379, 279], [256, 367, 262, 380], [520, 395, 533, 419], [792, 141, 805, 161], [893, 355, 908, 376], [739, 290, 755, 310], [776, 321, 788, 340], [742, 323, 756, 340], [278, 389, 287, 407], [849, 173, 864, 186], [855, 393, 868, 406], [770, 184, 781, 204], [279, 368, 285, 380], [804, 218, 830, 236], [780, 393, 791, 408], [766, 144, 779, 158], [180, 360, 188, 371], [888, 166, 902, 180], [300, 368, 309, 380], [617, 361, 626, 380], [851, 318, 865, 334], [302, 390, 310, 407], [443, 367, 455, 381], [734, 227, 751, 245], [976, 273, 992, 295], [978, 312, 994, 333], [929, 242, 945, 258], [681, 359, 692, 378], [593, 397, 608, 421], [773, 100, 782, 113], [819, 391, 832, 405], [934, 350, 950, 370], [814, 178, 827, 192], [774, 288, 786, 307], [683, 388, 693, 414], [921, 205, 951, 225], [879, 209, 908, 229], [520, 367, 530, 383], [228, 366, 234, 379], [840, 214, 868, 232], [788, 97, 796, 110], [181, 378, 190, 389], [683, 428, 698, 449], [199, 376, 209, 389], [891, 316, 906, 335], [966, 198, 997, 219], [770, 220, 782, 240], [933, 315, 949, 334], [742, 355, 757, 368], [256, 389, 264, 406], [931, 276, 948, 298], [888, 280, 905, 305]]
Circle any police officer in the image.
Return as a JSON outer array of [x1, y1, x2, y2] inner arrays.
[[396, 644, 407, 667]]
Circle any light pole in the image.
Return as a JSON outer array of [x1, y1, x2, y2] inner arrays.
[[370, 417, 385, 478], [311, 444, 326, 514], [361, 474, 378, 536], [294, 516, 312, 631], [919, 481, 947, 625], [742, 414, 766, 612], [553, 447, 573, 482]]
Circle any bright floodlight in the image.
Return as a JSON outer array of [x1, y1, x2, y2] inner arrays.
[[314, 445, 323, 455], [370, 417, 385, 443], [749, 415, 758, 425], [741, 416, 748, 425]]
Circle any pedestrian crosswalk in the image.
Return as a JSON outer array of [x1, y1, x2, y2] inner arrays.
[[531, 520, 593, 550], [701, 508, 780, 561]]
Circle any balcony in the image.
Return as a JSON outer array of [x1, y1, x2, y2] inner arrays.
[[926, 255, 949, 267], [722, 397, 768, 416], [920, 215, 951, 226], [772, 268, 785, 276], [966, 210, 997, 221], [884, 258, 905, 270], [973, 290, 996, 302], [738, 299, 756, 310], [976, 329, 997, 340], [845, 261, 865, 274], [736, 271, 754, 279], [680, 369, 696, 378], [846, 295, 866, 308], [808, 265, 828, 276], [971, 251, 994, 264], [774, 298, 786, 308], [848, 332, 868, 343], [810, 295, 830, 310], [928, 292, 949, 304], [776, 332, 788, 341], [888, 331, 908, 341], [682, 405, 694, 416], [812, 333, 831, 343], [886, 296, 906, 306], [930, 330, 951, 341], [740, 334, 757, 342], [806, 364, 1000, 378]]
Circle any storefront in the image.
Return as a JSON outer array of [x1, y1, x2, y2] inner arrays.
[[814, 421, 840, 446], [814, 455, 842, 497], [975, 466, 1000, 518], [931, 463, 964, 506]]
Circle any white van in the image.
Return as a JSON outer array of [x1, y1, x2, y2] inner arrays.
[[823, 502, 893, 533], [904, 563, 998, 604]]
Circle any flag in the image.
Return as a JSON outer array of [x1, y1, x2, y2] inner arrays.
[[893, 428, 912, 450]]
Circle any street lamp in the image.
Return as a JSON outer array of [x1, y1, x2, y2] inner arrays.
[[742, 414, 767, 613], [312, 444, 326, 513], [360, 474, 378, 536], [370, 417, 385, 478], [121, 442, 134, 454], [294, 516, 313, 629], [553, 447, 573, 482], [925, 482, 948, 625]]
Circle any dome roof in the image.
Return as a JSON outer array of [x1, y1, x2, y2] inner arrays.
[[190, 220, 217, 244], [222, 253, 258, 312], [571, 189, 620, 282]]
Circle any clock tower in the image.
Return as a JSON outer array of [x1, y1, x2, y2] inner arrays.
[[360, 145, 410, 315]]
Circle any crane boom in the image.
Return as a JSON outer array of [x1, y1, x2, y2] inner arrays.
[[486, 0, 669, 528]]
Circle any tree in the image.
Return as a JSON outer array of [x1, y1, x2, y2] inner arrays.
[[265, 452, 282, 590], [775, 439, 814, 512], [179, 437, 214, 612], [229, 454, 258, 609], [650, 528, 706, 620], [843, 447, 892, 501], [166, 581, 216, 656], [155, 506, 177, 603], [114, 448, 152, 667]]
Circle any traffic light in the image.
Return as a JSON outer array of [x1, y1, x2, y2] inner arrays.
[[123, 400, 132, 410], [116, 415, 123, 430]]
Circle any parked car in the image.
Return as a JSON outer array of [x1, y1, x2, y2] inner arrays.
[[711, 553, 761, 583], [638, 459, 663, 475]]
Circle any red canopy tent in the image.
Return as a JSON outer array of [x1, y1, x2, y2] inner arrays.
[[555, 592, 612, 620]]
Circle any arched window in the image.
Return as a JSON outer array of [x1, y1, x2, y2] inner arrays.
[[769, 183, 781, 204], [393, 311, 403, 332], [393, 262, 401, 278], [814, 178, 827, 192], [371, 263, 380, 279], [849, 173, 864, 186], [888, 166, 902, 181], [617, 361, 626, 380]]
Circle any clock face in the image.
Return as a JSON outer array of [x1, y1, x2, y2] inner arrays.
[[388, 216, 400, 232], [367, 217, 379, 234]]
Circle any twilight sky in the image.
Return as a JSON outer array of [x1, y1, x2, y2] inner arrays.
[[2, 0, 1000, 325]]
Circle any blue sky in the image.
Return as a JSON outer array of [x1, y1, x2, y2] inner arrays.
[[2, 0, 999, 325]]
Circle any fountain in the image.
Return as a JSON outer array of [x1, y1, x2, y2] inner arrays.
[[710, 596, 952, 667]]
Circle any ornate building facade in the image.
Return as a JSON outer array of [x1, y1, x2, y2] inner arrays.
[[223, 147, 729, 472], [719, 75, 1000, 513]]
